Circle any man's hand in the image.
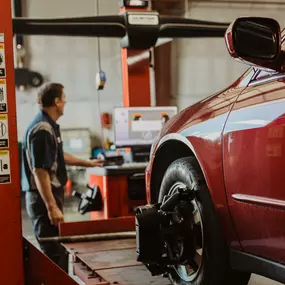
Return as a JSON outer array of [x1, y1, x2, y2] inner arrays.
[[48, 206, 64, 226], [64, 152, 104, 167], [86, 159, 105, 167]]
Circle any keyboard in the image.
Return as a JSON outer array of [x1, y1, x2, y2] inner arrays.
[[120, 162, 149, 168]]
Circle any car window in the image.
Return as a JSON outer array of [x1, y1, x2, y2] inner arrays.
[[255, 70, 269, 79], [250, 69, 279, 84], [255, 70, 276, 80]]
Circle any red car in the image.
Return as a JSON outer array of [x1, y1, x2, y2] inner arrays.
[[135, 17, 285, 285]]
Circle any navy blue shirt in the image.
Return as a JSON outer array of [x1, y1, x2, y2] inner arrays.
[[21, 110, 67, 191]]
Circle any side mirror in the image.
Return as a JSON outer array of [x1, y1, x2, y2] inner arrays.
[[225, 17, 284, 71]]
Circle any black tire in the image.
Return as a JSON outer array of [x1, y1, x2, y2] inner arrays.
[[158, 156, 251, 285], [30, 71, 44, 87]]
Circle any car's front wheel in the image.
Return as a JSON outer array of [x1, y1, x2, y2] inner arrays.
[[158, 156, 250, 285]]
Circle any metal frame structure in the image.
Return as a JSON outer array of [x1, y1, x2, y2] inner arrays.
[[0, 1, 25, 284], [120, 3, 152, 107]]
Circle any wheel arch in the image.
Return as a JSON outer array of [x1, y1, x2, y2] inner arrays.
[[150, 133, 207, 203]]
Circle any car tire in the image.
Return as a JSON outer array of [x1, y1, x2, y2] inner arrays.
[[158, 156, 251, 285]]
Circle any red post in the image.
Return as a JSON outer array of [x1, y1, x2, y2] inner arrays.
[[154, 42, 172, 106], [0, 0, 25, 284], [120, 2, 152, 107]]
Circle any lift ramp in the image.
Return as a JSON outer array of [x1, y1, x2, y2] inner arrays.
[[59, 217, 171, 285]]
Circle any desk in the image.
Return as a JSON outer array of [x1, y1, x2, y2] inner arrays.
[[86, 163, 148, 220]]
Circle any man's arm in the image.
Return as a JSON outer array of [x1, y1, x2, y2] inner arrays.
[[64, 152, 103, 167], [30, 130, 64, 226], [33, 168, 64, 226]]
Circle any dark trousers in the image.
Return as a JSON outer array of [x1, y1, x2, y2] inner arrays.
[[25, 187, 64, 267]]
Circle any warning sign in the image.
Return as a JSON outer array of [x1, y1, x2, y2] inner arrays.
[[0, 114, 8, 148], [0, 44, 6, 78], [0, 80, 7, 112], [0, 34, 4, 43], [0, 150, 10, 184]]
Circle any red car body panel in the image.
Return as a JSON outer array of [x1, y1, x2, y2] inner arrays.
[[146, 64, 285, 264], [224, 75, 285, 263]]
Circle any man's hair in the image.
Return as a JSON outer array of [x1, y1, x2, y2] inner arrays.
[[38, 83, 64, 108]]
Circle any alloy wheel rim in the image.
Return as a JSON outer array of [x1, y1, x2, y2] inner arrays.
[[167, 181, 204, 282]]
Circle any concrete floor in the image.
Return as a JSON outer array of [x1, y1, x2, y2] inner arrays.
[[21, 196, 281, 285]]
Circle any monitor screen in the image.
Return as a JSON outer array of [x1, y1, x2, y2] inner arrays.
[[114, 106, 178, 147]]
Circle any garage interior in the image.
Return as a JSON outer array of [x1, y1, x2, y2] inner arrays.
[[1, 0, 285, 284]]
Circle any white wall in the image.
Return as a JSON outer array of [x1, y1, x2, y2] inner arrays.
[[16, 0, 285, 143], [16, 0, 123, 143], [171, 0, 285, 110]]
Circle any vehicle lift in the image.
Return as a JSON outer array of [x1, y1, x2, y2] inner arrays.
[[0, 0, 229, 284]]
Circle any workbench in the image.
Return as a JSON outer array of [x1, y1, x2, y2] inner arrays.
[[86, 164, 148, 220], [59, 217, 171, 285], [86, 162, 148, 177]]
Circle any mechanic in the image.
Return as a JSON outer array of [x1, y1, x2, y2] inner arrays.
[[21, 82, 103, 266]]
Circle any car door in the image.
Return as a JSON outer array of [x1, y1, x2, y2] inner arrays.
[[223, 68, 285, 264]]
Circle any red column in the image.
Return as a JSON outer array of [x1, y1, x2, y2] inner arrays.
[[154, 42, 172, 106], [120, 5, 152, 107], [0, 0, 25, 284]]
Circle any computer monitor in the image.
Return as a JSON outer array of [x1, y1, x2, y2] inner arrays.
[[114, 106, 178, 148]]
